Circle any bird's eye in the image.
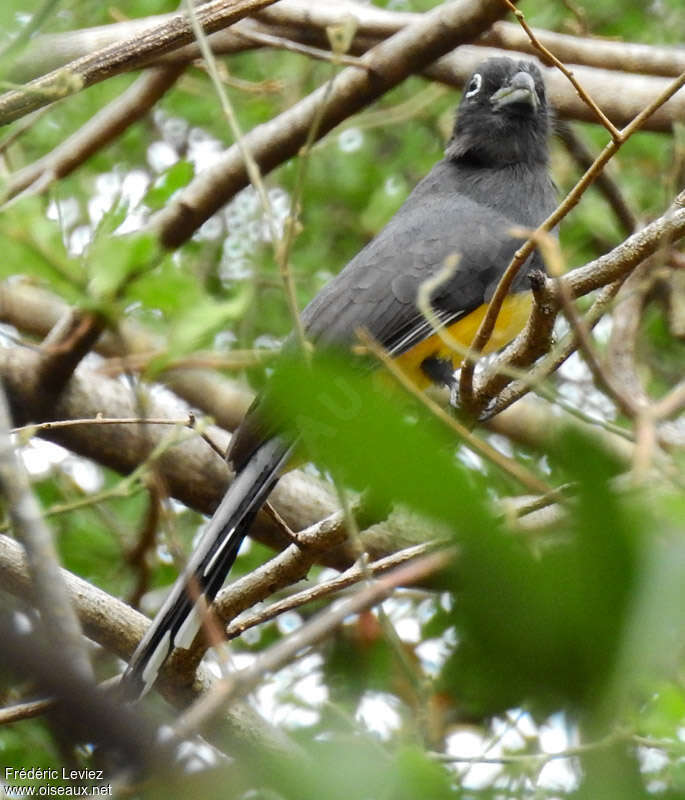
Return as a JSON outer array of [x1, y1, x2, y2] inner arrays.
[[465, 73, 482, 98]]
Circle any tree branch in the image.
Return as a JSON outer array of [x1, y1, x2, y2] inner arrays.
[[175, 549, 452, 736], [12, 1, 685, 83], [0, 280, 254, 431], [224, 540, 439, 640], [1, 64, 185, 203], [567, 194, 685, 298], [151, 0, 512, 248], [0, 0, 279, 126], [0, 342, 434, 571]]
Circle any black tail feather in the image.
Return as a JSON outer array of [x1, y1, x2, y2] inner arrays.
[[120, 437, 291, 701]]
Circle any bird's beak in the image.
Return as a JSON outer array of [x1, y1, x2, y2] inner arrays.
[[490, 71, 539, 111]]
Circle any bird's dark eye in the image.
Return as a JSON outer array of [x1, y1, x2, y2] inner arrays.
[[465, 73, 482, 98]]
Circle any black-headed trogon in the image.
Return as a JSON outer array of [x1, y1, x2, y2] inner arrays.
[[121, 57, 557, 700]]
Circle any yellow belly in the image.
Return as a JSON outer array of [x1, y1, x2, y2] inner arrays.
[[394, 292, 533, 388]]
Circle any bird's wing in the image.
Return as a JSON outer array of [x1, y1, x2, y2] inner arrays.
[[230, 158, 551, 468], [300, 159, 543, 357]]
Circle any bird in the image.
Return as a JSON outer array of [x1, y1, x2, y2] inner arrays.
[[121, 56, 557, 700]]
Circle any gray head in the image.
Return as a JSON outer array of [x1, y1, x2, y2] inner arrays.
[[446, 58, 551, 167]]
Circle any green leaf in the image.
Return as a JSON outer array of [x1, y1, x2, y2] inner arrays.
[[169, 294, 250, 350], [144, 160, 195, 210], [86, 222, 161, 301], [126, 255, 204, 314], [388, 747, 459, 800], [144, 289, 252, 376], [0, 197, 85, 298]]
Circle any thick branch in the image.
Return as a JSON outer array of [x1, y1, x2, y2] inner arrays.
[[472, 196, 685, 410], [0, 343, 425, 570], [152, 0, 512, 247], [12, 0, 685, 83], [567, 198, 685, 298], [2, 64, 185, 202], [0, 0, 278, 126], [0, 280, 253, 431]]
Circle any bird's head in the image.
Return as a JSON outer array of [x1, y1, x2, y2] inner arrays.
[[446, 57, 551, 167]]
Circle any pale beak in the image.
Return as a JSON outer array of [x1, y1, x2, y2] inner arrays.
[[490, 71, 539, 111]]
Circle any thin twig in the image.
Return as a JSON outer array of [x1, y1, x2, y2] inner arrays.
[[272, 24, 354, 352], [500, 0, 621, 139], [555, 120, 637, 236], [225, 541, 440, 639], [0, 696, 55, 724], [184, 0, 308, 345], [12, 412, 225, 459], [12, 413, 197, 435], [432, 730, 620, 765], [234, 25, 373, 71], [125, 478, 162, 609]]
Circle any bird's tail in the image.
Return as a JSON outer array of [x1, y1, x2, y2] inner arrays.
[[120, 437, 291, 701]]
